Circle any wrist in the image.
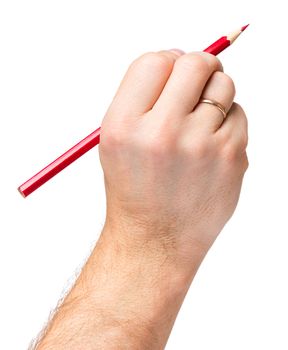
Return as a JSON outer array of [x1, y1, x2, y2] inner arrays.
[[83, 220, 209, 314], [80, 229, 192, 348], [102, 215, 210, 281]]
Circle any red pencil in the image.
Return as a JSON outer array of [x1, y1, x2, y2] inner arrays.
[[18, 25, 249, 198]]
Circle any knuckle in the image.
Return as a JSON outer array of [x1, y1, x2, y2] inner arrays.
[[178, 136, 211, 159], [215, 131, 229, 148], [191, 141, 210, 159], [243, 154, 249, 171], [220, 142, 239, 162], [176, 53, 210, 75], [133, 52, 173, 72], [140, 135, 172, 158], [234, 103, 249, 149], [217, 132, 248, 164], [221, 73, 236, 95], [101, 127, 126, 150], [232, 102, 246, 118]]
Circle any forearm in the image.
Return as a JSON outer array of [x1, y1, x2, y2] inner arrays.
[[35, 223, 207, 350]]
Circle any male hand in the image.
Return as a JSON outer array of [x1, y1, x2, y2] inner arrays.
[[99, 50, 248, 269]]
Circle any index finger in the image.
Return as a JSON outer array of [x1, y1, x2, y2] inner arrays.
[[152, 52, 223, 119]]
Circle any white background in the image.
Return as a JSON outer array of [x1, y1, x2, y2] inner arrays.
[[1, 0, 287, 349]]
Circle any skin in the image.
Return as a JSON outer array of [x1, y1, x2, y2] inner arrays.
[[33, 50, 248, 349]]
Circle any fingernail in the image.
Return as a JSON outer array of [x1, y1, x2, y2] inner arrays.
[[169, 48, 185, 56]]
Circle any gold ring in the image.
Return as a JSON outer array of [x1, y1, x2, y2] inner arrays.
[[199, 98, 227, 120]]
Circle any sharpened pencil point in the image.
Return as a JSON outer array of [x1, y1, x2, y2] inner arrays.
[[227, 24, 250, 44], [241, 24, 249, 32]]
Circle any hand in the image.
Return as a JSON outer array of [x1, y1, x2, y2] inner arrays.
[[99, 50, 248, 268]]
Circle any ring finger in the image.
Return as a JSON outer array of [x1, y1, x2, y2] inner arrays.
[[190, 71, 236, 133]]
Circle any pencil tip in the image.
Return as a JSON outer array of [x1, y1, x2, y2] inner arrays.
[[241, 24, 250, 32], [227, 24, 250, 44]]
